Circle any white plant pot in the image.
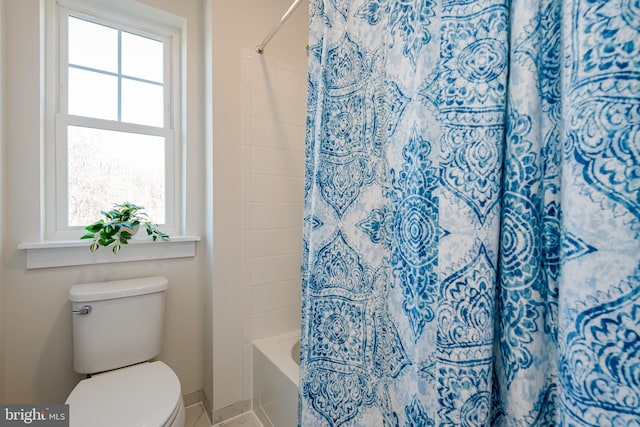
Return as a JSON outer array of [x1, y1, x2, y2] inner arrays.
[[118, 223, 140, 238]]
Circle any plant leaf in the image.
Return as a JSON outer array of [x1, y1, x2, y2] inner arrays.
[[98, 237, 116, 246], [85, 222, 104, 233]]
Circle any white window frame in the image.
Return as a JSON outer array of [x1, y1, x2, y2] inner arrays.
[[44, 0, 184, 241]]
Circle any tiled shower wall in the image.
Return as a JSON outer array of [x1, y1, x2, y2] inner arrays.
[[240, 52, 307, 400]]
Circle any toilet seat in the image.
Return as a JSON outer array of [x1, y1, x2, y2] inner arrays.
[[66, 361, 183, 427]]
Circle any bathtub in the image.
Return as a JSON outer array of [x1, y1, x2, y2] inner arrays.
[[252, 331, 300, 427]]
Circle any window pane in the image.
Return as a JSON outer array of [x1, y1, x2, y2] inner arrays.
[[122, 32, 164, 83], [68, 17, 118, 73], [121, 78, 164, 127], [67, 126, 165, 226], [68, 68, 118, 120]]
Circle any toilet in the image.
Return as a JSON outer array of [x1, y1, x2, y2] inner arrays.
[[65, 276, 185, 427]]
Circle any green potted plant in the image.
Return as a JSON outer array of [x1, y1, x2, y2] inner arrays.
[[81, 202, 170, 254]]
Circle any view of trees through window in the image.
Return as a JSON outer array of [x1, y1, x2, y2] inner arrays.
[[67, 126, 165, 226]]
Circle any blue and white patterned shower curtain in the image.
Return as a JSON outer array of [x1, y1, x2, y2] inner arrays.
[[299, 0, 640, 425]]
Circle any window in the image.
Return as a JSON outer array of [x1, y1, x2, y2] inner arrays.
[[46, 0, 183, 240]]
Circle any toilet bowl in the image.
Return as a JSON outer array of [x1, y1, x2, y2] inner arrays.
[[65, 276, 185, 427], [66, 361, 185, 427]]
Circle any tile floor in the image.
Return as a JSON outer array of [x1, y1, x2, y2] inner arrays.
[[185, 403, 264, 427]]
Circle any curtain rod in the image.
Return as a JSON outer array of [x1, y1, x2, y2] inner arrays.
[[256, 0, 304, 54]]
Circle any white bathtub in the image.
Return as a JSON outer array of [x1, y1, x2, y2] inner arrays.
[[252, 331, 300, 427]]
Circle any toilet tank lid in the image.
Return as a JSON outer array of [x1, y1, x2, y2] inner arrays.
[[69, 276, 168, 302]]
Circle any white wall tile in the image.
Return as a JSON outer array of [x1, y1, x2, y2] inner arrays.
[[252, 281, 300, 313], [241, 260, 252, 287], [251, 174, 279, 202], [242, 231, 252, 259], [241, 173, 252, 202], [251, 147, 303, 178], [276, 280, 302, 308], [275, 176, 304, 202], [241, 87, 252, 118], [243, 315, 252, 345], [276, 93, 303, 125], [251, 147, 281, 176], [242, 145, 252, 171], [277, 228, 303, 255], [250, 256, 277, 286], [241, 56, 306, 385], [252, 283, 279, 313], [279, 149, 305, 177], [277, 306, 302, 333], [251, 89, 277, 122], [279, 123, 305, 152], [253, 89, 303, 126], [250, 202, 279, 230], [251, 311, 281, 340], [242, 287, 252, 316], [242, 371, 252, 401], [284, 280, 302, 306], [276, 253, 303, 282], [252, 56, 277, 91], [277, 202, 304, 229], [252, 117, 278, 148], [241, 202, 252, 229], [242, 344, 252, 373], [293, 150, 306, 177], [241, 57, 251, 89], [276, 66, 300, 99], [250, 229, 278, 257]]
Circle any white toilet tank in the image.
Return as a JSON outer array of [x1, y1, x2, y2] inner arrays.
[[69, 276, 168, 374]]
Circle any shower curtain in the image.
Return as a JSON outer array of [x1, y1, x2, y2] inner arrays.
[[299, 0, 639, 426]]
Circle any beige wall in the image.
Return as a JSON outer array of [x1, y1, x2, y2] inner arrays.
[[208, 0, 308, 419], [0, 0, 6, 405], [1, 0, 206, 404]]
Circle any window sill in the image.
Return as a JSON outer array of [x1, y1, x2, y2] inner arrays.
[[18, 236, 200, 269]]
